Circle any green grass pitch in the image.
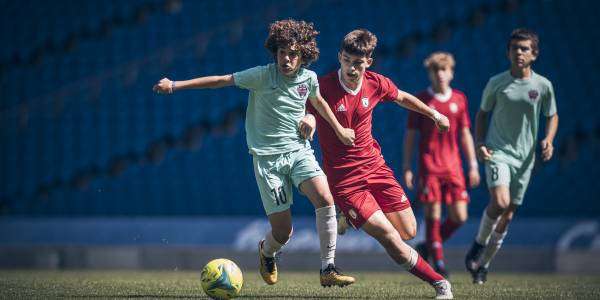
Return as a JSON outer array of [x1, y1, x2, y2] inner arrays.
[[1, 270, 599, 299]]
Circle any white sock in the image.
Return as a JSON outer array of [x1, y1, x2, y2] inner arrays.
[[262, 231, 286, 258], [478, 230, 507, 269], [475, 210, 500, 245], [401, 247, 419, 270], [316, 205, 337, 269]]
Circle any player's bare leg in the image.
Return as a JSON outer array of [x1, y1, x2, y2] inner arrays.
[[259, 210, 293, 285], [446, 201, 468, 235], [362, 210, 452, 299], [299, 176, 355, 287], [466, 186, 509, 281], [385, 207, 417, 240]]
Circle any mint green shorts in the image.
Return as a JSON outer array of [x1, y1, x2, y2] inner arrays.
[[485, 159, 534, 205], [252, 146, 325, 215]]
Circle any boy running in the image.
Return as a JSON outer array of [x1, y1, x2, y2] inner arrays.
[[464, 28, 559, 284], [307, 29, 453, 299], [153, 19, 356, 287], [403, 52, 480, 277]]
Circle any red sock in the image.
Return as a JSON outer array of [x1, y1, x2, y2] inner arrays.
[[409, 256, 445, 284], [426, 219, 443, 262], [440, 218, 462, 242]]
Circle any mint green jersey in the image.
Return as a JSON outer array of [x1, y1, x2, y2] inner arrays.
[[481, 70, 557, 167], [233, 63, 319, 155]]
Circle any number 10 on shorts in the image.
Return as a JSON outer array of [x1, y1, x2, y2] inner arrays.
[[271, 186, 288, 206]]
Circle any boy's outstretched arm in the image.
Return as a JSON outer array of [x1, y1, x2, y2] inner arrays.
[[308, 90, 355, 146], [394, 89, 450, 132], [153, 75, 234, 94]]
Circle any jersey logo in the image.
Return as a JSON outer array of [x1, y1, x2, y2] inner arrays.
[[361, 97, 369, 108], [337, 103, 347, 112], [528, 89, 539, 101], [449, 102, 458, 113], [297, 84, 308, 98]]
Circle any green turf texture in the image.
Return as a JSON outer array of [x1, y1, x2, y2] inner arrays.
[[1, 270, 599, 299]]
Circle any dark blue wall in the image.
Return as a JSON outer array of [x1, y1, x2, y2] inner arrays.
[[1, 0, 598, 217]]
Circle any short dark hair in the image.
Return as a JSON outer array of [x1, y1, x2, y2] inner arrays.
[[340, 29, 377, 57], [507, 28, 539, 55], [264, 19, 320, 66]]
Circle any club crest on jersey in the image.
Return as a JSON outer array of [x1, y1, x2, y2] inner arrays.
[[528, 89, 539, 101], [449, 102, 458, 113], [297, 84, 308, 98], [361, 97, 369, 108]]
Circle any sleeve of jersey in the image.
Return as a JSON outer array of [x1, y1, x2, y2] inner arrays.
[[460, 96, 472, 128], [380, 75, 400, 102], [306, 76, 319, 115], [542, 81, 558, 117], [480, 79, 496, 112], [232, 65, 266, 90], [308, 72, 319, 99]]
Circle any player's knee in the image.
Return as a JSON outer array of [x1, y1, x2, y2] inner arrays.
[[313, 191, 335, 208], [492, 196, 510, 212], [451, 212, 468, 224], [399, 224, 417, 241]]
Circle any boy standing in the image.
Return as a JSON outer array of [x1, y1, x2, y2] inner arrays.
[[465, 28, 559, 284], [403, 52, 480, 277]]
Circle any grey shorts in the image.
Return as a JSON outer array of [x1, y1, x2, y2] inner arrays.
[[252, 146, 325, 215], [485, 160, 534, 205]]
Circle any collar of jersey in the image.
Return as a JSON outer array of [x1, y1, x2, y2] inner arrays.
[[338, 69, 362, 95], [274, 64, 305, 84], [427, 86, 452, 102]]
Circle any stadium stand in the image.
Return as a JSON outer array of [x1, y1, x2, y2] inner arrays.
[[1, 0, 599, 218]]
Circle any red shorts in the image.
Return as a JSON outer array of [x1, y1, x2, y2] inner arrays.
[[418, 173, 469, 205], [331, 164, 411, 229]]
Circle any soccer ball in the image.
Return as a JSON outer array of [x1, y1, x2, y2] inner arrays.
[[200, 258, 243, 299]]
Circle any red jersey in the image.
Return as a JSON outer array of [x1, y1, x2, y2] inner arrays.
[[407, 88, 471, 176], [308, 70, 399, 188]]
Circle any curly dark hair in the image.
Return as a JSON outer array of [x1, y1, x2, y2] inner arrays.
[[264, 19, 320, 66]]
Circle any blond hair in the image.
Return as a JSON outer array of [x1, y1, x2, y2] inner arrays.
[[423, 52, 455, 71]]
